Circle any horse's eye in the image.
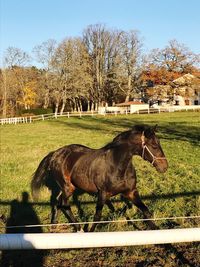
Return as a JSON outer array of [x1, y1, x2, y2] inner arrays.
[[150, 142, 159, 149]]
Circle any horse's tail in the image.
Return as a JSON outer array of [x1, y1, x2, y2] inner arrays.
[[31, 151, 54, 200]]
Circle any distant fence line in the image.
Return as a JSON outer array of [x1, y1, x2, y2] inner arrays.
[[1, 105, 200, 125]]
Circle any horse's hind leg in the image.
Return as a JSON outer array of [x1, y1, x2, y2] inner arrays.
[[50, 187, 62, 224], [90, 191, 107, 232], [60, 185, 82, 232], [123, 189, 158, 230]]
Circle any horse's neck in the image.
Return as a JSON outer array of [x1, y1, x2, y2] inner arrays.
[[131, 142, 142, 157], [113, 143, 139, 163], [111, 144, 135, 177], [121, 140, 141, 157], [114, 132, 142, 158], [105, 137, 142, 162]]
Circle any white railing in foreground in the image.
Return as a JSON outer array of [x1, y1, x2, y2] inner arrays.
[[0, 228, 200, 250], [0, 105, 200, 125]]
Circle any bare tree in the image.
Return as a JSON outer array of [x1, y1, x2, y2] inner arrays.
[[117, 30, 143, 102], [33, 39, 57, 108], [149, 39, 200, 73], [52, 37, 92, 114], [101, 30, 123, 105], [83, 24, 111, 109], [0, 69, 9, 117], [3, 47, 31, 67]]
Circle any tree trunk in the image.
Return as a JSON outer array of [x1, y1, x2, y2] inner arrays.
[[2, 90, 7, 118], [78, 99, 83, 112], [54, 102, 59, 118], [43, 91, 50, 109], [91, 101, 94, 111], [87, 100, 90, 111], [125, 75, 132, 102], [2, 71, 7, 118], [75, 99, 80, 112], [125, 93, 130, 103], [60, 99, 66, 115]]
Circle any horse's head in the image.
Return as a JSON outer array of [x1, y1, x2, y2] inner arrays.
[[134, 125, 168, 173]]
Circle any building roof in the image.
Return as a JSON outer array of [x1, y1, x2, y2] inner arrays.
[[173, 73, 195, 85]]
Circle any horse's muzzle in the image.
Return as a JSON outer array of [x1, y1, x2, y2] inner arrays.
[[155, 159, 168, 173]]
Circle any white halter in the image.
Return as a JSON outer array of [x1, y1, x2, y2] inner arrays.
[[141, 132, 166, 165]]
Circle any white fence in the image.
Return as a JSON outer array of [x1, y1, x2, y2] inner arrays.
[[0, 112, 97, 125], [1, 228, 200, 250], [1, 105, 200, 125]]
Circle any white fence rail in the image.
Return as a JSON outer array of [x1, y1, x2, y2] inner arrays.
[[0, 112, 97, 125], [0, 228, 200, 250], [1, 106, 200, 125]]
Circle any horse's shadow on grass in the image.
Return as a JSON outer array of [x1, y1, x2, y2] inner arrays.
[[71, 190, 198, 266], [0, 190, 199, 266], [0, 192, 45, 267], [71, 189, 200, 225], [53, 116, 200, 145]]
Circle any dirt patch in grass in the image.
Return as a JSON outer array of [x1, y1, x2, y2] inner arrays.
[[1, 243, 199, 267]]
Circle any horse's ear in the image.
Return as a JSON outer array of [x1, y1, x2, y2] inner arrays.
[[144, 127, 154, 138], [153, 124, 158, 132], [144, 125, 158, 138]]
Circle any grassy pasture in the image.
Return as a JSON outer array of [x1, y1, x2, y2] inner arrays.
[[0, 111, 200, 266]]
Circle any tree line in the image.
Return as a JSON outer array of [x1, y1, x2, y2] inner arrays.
[[0, 24, 200, 117]]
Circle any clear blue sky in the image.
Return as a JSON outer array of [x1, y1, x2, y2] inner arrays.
[[1, 0, 200, 66]]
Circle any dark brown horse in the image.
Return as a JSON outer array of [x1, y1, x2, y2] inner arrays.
[[31, 124, 168, 232]]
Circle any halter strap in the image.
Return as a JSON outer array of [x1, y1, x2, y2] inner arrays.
[[141, 132, 166, 165]]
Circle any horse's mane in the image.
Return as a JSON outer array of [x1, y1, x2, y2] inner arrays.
[[103, 124, 149, 150]]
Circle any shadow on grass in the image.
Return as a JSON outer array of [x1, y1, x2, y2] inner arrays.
[[158, 124, 200, 144], [1, 190, 199, 209], [1, 191, 199, 266], [0, 192, 46, 267], [51, 116, 200, 145]]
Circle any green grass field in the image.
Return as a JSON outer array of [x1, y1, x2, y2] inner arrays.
[[0, 111, 200, 266]]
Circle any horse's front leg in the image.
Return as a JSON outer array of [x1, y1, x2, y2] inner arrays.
[[90, 191, 107, 232], [123, 189, 158, 230], [106, 199, 115, 212]]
